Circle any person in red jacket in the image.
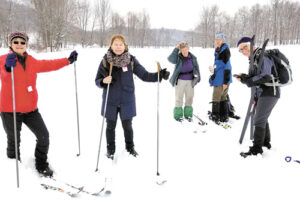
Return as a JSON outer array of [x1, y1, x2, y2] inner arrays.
[[0, 32, 78, 177]]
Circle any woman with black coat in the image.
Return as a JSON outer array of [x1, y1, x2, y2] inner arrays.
[[95, 34, 169, 159]]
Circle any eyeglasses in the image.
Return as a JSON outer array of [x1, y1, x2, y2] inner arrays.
[[239, 45, 248, 52], [13, 41, 26, 45]]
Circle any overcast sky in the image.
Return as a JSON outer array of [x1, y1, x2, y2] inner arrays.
[[109, 0, 274, 30]]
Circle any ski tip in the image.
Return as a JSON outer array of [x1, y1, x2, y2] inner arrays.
[[240, 152, 247, 158], [156, 180, 167, 186], [105, 190, 112, 195]]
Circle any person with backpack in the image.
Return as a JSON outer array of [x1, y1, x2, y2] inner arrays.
[[236, 36, 280, 157], [0, 32, 78, 176], [168, 42, 200, 122], [209, 33, 232, 123], [95, 34, 170, 159]]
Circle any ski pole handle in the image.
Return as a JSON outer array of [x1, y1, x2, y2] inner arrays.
[[109, 62, 113, 76], [157, 62, 161, 73]]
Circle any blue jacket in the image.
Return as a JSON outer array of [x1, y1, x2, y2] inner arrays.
[[168, 48, 200, 87], [209, 43, 232, 86], [95, 55, 158, 121]]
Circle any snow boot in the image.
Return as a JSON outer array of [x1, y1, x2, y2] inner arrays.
[[106, 148, 115, 159], [241, 126, 266, 158], [240, 145, 264, 158], [184, 106, 193, 121], [37, 165, 54, 177], [219, 101, 229, 122], [126, 147, 138, 157], [174, 107, 183, 121], [263, 123, 271, 149], [210, 102, 220, 124]]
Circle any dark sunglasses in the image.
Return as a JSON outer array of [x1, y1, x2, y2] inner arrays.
[[13, 41, 26, 45]]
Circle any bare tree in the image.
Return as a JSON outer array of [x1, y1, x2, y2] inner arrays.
[[30, 0, 77, 51], [138, 10, 150, 47], [110, 12, 126, 35], [75, 0, 91, 47], [95, 0, 111, 47]]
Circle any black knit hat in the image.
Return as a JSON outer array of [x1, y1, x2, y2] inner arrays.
[[237, 36, 252, 47], [8, 32, 29, 42]]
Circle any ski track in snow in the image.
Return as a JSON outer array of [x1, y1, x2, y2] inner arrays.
[[0, 46, 300, 207]]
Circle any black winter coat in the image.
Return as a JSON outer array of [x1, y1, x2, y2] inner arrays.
[[95, 55, 158, 121]]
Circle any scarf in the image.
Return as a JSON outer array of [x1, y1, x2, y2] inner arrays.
[[106, 49, 131, 68]]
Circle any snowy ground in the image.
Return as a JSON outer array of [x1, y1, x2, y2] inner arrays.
[[0, 45, 299, 207]]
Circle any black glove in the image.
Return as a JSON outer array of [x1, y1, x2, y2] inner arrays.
[[5, 53, 17, 72], [239, 73, 250, 84], [68, 50, 78, 64], [159, 68, 170, 82]]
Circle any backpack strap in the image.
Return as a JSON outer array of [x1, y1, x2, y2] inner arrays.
[[131, 60, 134, 72], [102, 58, 107, 68]]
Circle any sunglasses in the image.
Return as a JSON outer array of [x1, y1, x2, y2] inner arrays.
[[13, 41, 26, 45]]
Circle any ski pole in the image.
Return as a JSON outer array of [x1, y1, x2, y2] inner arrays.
[[73, 61, 81, 157], [239, 35, 255, 144], [156, 62, 160, 177], [11, 66, 20, 188], [95, 62, 113, 172]]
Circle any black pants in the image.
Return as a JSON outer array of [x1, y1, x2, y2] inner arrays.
[[106, 112, 134, 151], [0, 109, 49, 170]]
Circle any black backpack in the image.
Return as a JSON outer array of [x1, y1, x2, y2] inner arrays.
[[264, 49, 292, 87]]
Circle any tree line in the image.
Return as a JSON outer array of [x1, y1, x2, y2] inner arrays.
[[0, 0, 299, 51]]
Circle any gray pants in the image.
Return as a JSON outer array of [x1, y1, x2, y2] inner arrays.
[[254, 96, 279, 128], [175, 79, 194, 107]]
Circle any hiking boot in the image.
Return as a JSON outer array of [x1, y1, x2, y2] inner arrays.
[[240, 145, 263, 158], [106, 148, 115, 160], [37, 166, 54, 177], [127, 147, 138, 157]]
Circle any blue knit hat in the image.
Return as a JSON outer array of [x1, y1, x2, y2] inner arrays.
[[215, 32, 226, 41], [237, 36, 252, 47]]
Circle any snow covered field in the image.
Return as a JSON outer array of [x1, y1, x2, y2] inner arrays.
[[0, 45, 299, 207]]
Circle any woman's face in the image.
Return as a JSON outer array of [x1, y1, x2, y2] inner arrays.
[[111, 38, 126, 55], [11, 37, 27, 56], [180, 47, 189, 57], [215, 38, 223, 47], [238, 43, 251, 57]]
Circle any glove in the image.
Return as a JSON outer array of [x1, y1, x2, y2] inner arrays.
[[5, 53, 17, 72], [159, 68, 170, 82], [208, 65, 215, 73], [239, 73, 250, 84], [68, 50, 78, 64]]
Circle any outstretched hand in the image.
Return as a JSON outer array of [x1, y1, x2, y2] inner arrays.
[[159, 68, 170, 82], [68, 50, 78, 64]]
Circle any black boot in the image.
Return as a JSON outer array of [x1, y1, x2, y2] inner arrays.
[[219, 101, 229, 122], [240, 145, 263, 158], [240, 127, 266, 158], [106, 146, 115, 159], [36, 163, 53, 177], [263, 123, 271, 149], [126, 146, 138, 157], [210, 102, 220, 124]]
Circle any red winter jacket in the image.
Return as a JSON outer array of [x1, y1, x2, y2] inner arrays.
[[0, 53, 70, 113]]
